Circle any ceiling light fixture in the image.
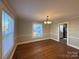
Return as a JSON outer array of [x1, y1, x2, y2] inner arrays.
[[44, 16, 52, 24]]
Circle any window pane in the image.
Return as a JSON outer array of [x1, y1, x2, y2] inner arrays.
[[33, 24, 43, 38], [2, 11, 14, 57]]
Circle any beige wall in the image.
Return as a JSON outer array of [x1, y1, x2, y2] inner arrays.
[[50, 17, 79, 49], [1, 0, 79, 59], [16, 17, 79, 49], [16, 18, 50, 43]]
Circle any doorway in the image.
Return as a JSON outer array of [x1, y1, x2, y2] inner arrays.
[[59, 23, 68, 44]]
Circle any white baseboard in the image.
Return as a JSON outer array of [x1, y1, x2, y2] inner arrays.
[[7, 38, 49, 59], [2, 45, 17, 59], [9, 38, 79, 59], [17, 38, 49, 45], [68, 43, 79, 50], [9, 44, 17, 59], [50, 38, 59, 42], [51, 38, 79, 50]]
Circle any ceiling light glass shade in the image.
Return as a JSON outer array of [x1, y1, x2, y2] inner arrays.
[[44, 21, 52, 24], [44, 16, 52, 24], [44, 21, 47, 24], [47, 21, 52, 24]]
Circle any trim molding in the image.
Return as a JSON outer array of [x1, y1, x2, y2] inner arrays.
[[68, 43, 79, 50], [51, 38, 79, 50], [69, 37, 79, 40], [2, 45, 17, 59], [2, 0, 16, 16], [50, 33, 79, 50], [17, 38, 49, 45], [58, 22, 69, 46], [10, 37, 79, 59], [50, 38, 59, 42], [17, 38, 79, 50], [0, 1, 5, 10], [9, 44, 17, 59]]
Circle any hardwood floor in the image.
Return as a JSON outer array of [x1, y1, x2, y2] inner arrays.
[[13, 39, 79, 59]]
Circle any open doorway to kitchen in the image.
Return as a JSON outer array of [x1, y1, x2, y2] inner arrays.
[[59, 23, 68, 44]]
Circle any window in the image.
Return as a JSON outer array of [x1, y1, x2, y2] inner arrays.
[[32, 23, 43, 38], [2, 11, 14, 57]]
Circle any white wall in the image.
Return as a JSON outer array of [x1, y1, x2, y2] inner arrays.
[[50, 17, 79, 49], [16, 18, 50, 44]]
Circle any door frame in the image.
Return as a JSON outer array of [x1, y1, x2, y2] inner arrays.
[[58, 22, 69, 45]]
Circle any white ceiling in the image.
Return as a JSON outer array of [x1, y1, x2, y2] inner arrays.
[[8, 0, 79, 21]]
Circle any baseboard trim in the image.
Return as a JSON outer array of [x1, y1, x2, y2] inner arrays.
[[50, 38, 59, 42], [9, 44, 17, 59], [17, 38, 49, 45], [10, 38, 49, 59], [51, 38, 79, 50], [10, 38, 79, 59], [68, 43, 79, 50]]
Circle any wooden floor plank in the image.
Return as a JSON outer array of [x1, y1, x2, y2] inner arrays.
[[13, 39, 79, 59]]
